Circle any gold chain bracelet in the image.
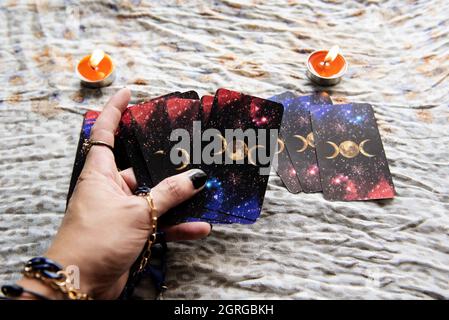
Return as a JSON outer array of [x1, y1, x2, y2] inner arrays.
[[136, 191, 158, 273], [23, 266, 91, 300]]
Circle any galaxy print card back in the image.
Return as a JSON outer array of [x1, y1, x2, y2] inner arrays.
[[119, 92, 182, 188], [120, 108, 152, 188], [200, 95, 214, 125], [116, 92, 175, 187], [280, 93, 333, 193], [130, 98, 172, 186], [268, 92, 302, 194], [169, 89, 284, 225], [129, 91, 200, 186], [310, 103, 395, 201], [162, 97, 201, 178]]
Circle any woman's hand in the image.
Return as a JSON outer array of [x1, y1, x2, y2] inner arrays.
[[18, 88, 210, 299]]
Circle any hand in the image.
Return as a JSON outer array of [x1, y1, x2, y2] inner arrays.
[[18, 88, 211, 299]]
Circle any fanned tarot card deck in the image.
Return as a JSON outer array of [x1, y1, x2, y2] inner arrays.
[[68, 89, 395, 225]]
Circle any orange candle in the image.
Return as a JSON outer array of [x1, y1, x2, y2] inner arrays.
[[306, 46, 347, 86], [76, 49, 116, 88]]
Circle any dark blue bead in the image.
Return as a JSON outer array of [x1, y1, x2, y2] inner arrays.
[[41, 270, 63, 280], [1, 284, 24, 297], [27, 257, 62, 271], [32, 263, 60, 272]]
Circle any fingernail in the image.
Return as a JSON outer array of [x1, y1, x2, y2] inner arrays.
[[208, 223, 213, 237], [189, 169, 207, 189]]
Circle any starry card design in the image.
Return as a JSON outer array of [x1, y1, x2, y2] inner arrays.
[[200, 95, 214, 125], [130, 98, 172, 185], [269, 91, 302, 194], [311, 103, 395, 201], [165, 89, 284, 225], [280, 93, 333, 193], [130, 91, 200, 185], [161, 97, 201, 178], [119, 92, 181, 188]]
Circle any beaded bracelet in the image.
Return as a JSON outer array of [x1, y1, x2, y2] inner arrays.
[[1, 257, 92, 300]]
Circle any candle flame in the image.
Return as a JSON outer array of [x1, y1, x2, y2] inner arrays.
[[89, 49, 105, 69], [324, 45, 340, 64]]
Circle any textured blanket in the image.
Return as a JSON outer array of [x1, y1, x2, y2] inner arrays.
[[0, 0, 448, 299]]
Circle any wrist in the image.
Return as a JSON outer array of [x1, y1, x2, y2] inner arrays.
[[45, 246, 96, 298]]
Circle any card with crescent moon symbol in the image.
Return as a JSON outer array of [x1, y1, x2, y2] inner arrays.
[[310, 103, 395, 201], [268, 92, 302, 194], [164, 89, 284, 225], [278, 93, 333, 193]]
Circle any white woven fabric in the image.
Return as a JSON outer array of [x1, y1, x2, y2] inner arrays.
[[0, 0, 448, 299]]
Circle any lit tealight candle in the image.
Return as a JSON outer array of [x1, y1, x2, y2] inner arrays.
[[306, 45, 348, 86], [76, 49, 116, 88]]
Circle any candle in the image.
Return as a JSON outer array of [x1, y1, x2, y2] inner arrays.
[[306, 45, 347, 86], [76, 49, 116, 88]]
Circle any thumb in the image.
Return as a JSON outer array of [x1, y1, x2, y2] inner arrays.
[[147, 169, 207, 217]]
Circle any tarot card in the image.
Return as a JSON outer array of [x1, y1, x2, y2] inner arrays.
[[179, 90, 199, 100], [163, 88, 284, 225], [200, 95, 214, 125], [119, 92, 181, 188], [162, 97, 201, 178], [130, 99, 171, 186], [269, 92, 302, 194], [310, 103, 395, 201], [119, 106, 154, 188], [281, 93, 333, 193], [129, 91, 199, 185], [269, 91, 297, 103]]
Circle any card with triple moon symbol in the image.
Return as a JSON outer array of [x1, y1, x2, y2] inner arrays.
[[164, 88, 285, 224], [311, 103, 395, 201]]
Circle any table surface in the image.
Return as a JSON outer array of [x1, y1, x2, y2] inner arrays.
[[0, 0, 448, 299]]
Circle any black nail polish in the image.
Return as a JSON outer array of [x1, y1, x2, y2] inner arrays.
[[189, 170, 207, 189]]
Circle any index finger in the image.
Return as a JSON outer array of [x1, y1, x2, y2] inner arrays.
[[89, 88, 131, 148]]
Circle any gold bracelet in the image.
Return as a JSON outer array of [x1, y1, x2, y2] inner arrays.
[[136, 191, 158, 273], [23, 266, 92, 300]]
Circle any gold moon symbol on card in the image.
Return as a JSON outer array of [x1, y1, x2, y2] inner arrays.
[[339, 140, 359, 158], [248, 145, 265, 166], [213, 134, 228, 155], [306, 132, 315, 148], [359, 139, 375, 157], [276, 138, 285, 154], [294, 135, 308, 152], [154, 150, 165, 155], [325, 141, 339, 159], [175, 148, 190, 170], [226, 139, 248, 161]]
